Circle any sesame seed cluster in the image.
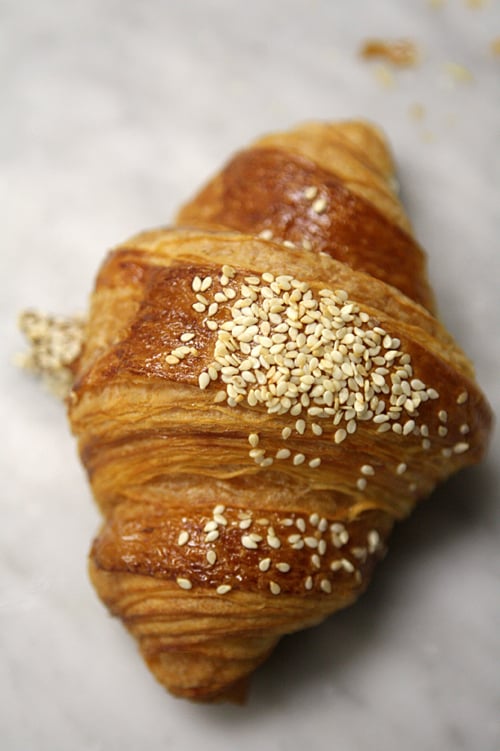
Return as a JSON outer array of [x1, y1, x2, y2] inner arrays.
[[17, 310, 85, 398], [173, 503, 384, 596], [166, 263, 468, 470]]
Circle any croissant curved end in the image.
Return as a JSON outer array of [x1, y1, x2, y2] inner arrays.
[[65, 120, 493, 702]]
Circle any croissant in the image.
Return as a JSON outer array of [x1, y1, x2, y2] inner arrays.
[[63, 120, 492, 702]]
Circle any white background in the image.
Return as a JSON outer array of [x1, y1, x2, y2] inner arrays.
[[1, 1, 499, 750]]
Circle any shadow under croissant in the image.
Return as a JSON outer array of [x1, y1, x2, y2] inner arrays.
[[190, 461, 495, 717]]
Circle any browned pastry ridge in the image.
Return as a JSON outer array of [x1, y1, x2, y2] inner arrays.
[[67, 120, 492, 702]]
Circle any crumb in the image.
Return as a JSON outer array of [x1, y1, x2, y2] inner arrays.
[[360, 39, 419, 67], [465, 0, 488, 8], [17, 310, 85, 398], [427, 0, 446, 7], [409, 103, 425, 121], [373, 64, 396, 88], [443, 61, 474, 84], [491, 38, 500, 56], [421, 130, 436, 143]]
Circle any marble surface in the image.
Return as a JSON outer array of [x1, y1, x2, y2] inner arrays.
[[1, 1, 499, 749]]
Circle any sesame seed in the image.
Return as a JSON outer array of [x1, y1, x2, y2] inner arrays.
[[282, 427, 292, 440], [396, 462, 407, 475], [198, 372, 210, 390], [422, 438, 431, 450], [312, 197, 327, 214], [438, 426, 448, 437], [318, 539, 327, 555], [293, 453, 306, 466], [457, 391, 468, 404], [213, 514, 227, 526], [205, 530, 220, 543], [460, 424, 470, 435], [200, 275, 213, 292], [403, 419, 416, 435], [165, 354, 180, 365], [305, 536, 319, 549], [442, 447, 453, 458], [177, 531, 189, 546], [305, 576, 313, 590], [276, 448, 291, 460], [303, 185, 318, 200], [356, 477, 367, 491], [270, 581, 281, 595], [248, 433, 259, 448], [453, 442, 470, 454], [367, 530, 380, 553], [296, 518, 306, 533], [320, 579, 332, 594], [268, 535, 281, 549], [180, 332, 195, 343], [176, 577, 192, 590], [192, 302, 206, 313], [259, 558, 271, 572], [311, 423, 323, 436], [242, 535, 259, 549], [295, 418, 306, 435], [216, 584, 232, 595], [438, 410, 448, 423], [191, 276, 202, 292], [334, 429, 347, 444], [360, 464, 375, 476], [239, 518, 252, 530], [311, 554, 321, 568], [276, 562, 291, 573], [206, 550, 217, 566], [309, 457, 322, 468]]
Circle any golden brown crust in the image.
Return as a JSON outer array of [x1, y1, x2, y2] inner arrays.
[[68, 120, 493, 702], [177, 135, 435, 311]]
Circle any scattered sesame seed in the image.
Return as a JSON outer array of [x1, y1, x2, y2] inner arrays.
[[177, 531, 189, 546], [460, 424, 470, 435], [309, 457, 322, 468], [259, 558, 271, 572], [276, 448, 291, 460], [176, 577, 192, 590], [293, 453, 306, 466], [180, 332, 195, 343], [305, 576, 313, 590], [457, 391, 468, 405], [396, 462, 407, 475], [453, 442, 470, 454], [216, 584, 232, 595], [198, 372, 210, 390], [334, 429, 347, 444], [320, 579, 332, 594], [248, 433, 259, 448], [205, 530, 220, 543], [303, 185, 318, 200], [206, 550, 217, 566], [276, 562, 291, 573], [356, 477, 367, 491], [312, 197, 327, 214], [270, 581, 281, 595], [242, 535, 259, 549], [360, 464, 375, 476]]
